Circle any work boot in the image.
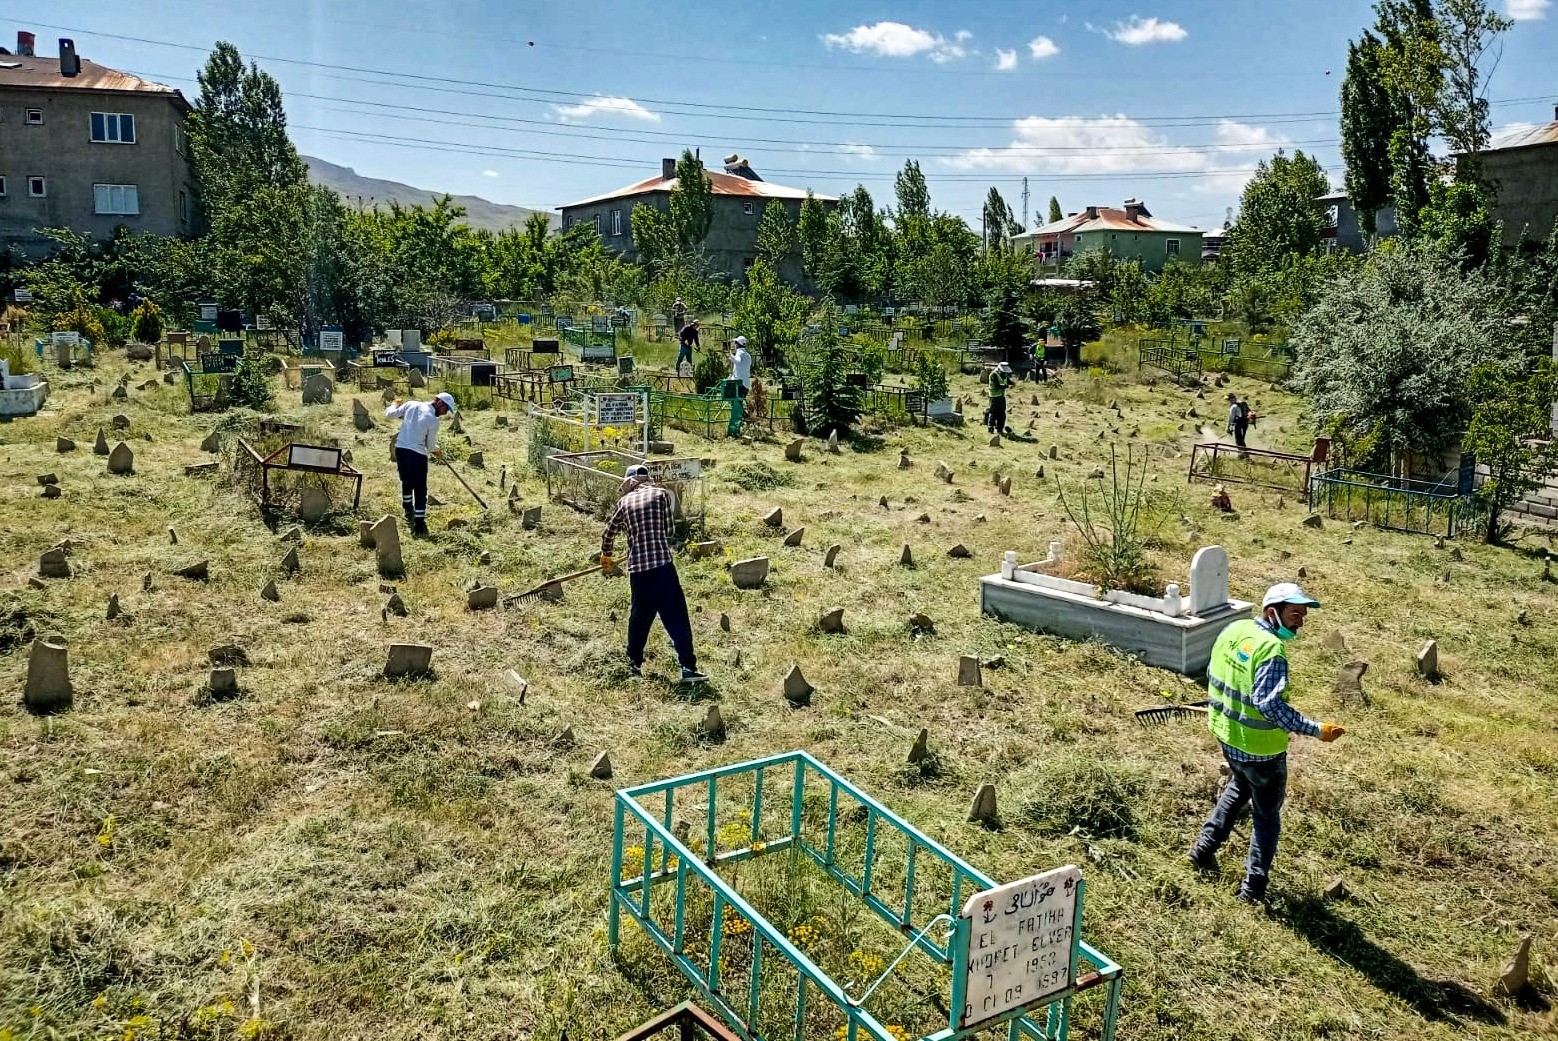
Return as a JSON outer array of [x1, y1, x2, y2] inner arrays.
[[1186, 843, 1219, 874], [680, 666, 709, 684], [412, 518, 429, 538], [403, 503, 415, 523], [1235, 875, 1269, 905]]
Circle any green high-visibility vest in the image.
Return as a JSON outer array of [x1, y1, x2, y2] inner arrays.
[[989, 371, 1011, 399], [1206, 618, 1290, 757]]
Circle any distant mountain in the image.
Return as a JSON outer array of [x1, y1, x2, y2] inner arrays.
[[303, 156, 555, 234]]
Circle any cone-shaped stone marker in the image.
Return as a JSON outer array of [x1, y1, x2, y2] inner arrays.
[[384, 591, 407, 617], [784, 438, 804, 462], [554, 726, 577, 746], [280, 546, 300, 575], [1416, 639, 1440, 681], [824, 544, 841, 569], [281, 526, 302, 542], [968, 784, 999, 827], [699, 705, 725, 739], [589, 751, 614, 780], [1493, 935, 1532, 997], [94, 428, 110, 455], [818, 607, 845, 634], [38, 547, 71, 579], [353, 399, 375, 431], [173, 560, 209, 582], [763, 506, 783, 528], [947, 544, 972, 559], [783, 665, 814, 707], [908, 728, 930, 765], [107, 442, 134, 475], [783, 527, 805, 547], [56, 437, 76, 453], [201, 430, 220, 453], [260, 580, 281, 602], [106, 594, 122, 620], [957, 655, 982, 687], [909, 613, 935, 634], [24, 634, 73, 714], [988, 434, 1001, 448], [900, 544, 914, 567]]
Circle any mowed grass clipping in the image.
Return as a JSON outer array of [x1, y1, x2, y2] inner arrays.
[[1, 348, 1556, 1041]]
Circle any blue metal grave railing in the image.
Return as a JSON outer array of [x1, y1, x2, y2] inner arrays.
[[611, 751, 1122, 1041], [1308, 467, 1480, 538]]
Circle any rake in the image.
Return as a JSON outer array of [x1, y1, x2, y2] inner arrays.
[[506, 564, 603, 603], [1134, 700, 1210, 726], [439, 457, 489, 510]]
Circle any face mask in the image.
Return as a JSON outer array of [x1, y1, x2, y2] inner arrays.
[[1267, 610, 1296, 641]]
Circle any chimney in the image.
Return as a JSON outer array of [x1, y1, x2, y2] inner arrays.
[[58, 37, 79, 76], [17, 30, 34, 56], [1084, 205, 1099, 219], [661, 157, 676, 180]]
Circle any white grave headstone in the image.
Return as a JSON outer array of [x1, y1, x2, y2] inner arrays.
[[1188, 545, 1230, 615], [957, 864, 1083, 1032], [595, 392, 637, 426], [318, 327, 344, 353]]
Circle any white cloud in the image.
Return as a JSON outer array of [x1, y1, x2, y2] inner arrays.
[[481, 169, 499, 178], [841, 143, 879, 161], [553, 95, 661, 123], [942, 114, 1283, 198], [995, 48, 1019, 71], [1028, 35, 1060, 59], [822, 21, 971, 62], [1105, 15, 1188, 45], [1506, 0, 1550, 18]]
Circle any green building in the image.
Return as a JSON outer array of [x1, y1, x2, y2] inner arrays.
[[1011, 199, 1203, 274]]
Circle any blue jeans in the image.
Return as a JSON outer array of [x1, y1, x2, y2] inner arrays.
[[627, 564, 696, 671], [1198, 748, 1287, 883], [675, 345, 693, 370]]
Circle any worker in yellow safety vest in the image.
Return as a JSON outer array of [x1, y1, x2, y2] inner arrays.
[[1188, 582, 1346, 903]]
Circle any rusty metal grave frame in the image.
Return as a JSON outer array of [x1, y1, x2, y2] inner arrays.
[[235, 439, 364, 516]]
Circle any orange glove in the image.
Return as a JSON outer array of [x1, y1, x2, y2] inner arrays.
[[599, 553, 614, 571], [1319, 723, 1346, 742]]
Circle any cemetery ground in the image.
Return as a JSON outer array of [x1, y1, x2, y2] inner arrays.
[[2, 345, 1557, 1041]]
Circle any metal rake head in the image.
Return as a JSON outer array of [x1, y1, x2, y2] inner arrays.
[[1134, 701, 1209, 726]]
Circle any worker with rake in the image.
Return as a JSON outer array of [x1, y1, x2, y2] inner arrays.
[[601, 464, 707, 684], [385, 391, 456, 538], [1188, 582, 1346, 904]]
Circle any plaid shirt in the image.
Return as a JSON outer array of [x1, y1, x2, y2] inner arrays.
[[1221, 617, 1322, 763], [602, 483, 675, 573]]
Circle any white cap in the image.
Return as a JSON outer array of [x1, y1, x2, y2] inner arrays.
[[435, 391, 457, 413], [622, 463, 651, 485], [1262, 582, 1320, 609], [733, 336, 747, 347]]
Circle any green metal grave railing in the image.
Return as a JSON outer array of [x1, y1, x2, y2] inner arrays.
[[611, 751, 1122, 1041], [181, 354, 238, 412], [1136, 340, 1203, 385], [653, 387, 742, 440], [1308, 467, 1480, 538]]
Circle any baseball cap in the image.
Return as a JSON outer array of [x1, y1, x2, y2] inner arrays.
[[1262, 582, 1320, 610], [623, 464, 651, 481], [733, 335, 747, 346], [435, 391, 457, 413], [996, 361, 1012, 371]]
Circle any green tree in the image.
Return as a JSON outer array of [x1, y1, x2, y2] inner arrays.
[[1374, 0, 1446, 235], [668, 150, 713, 252], [801, 303, 862, 436], [629, 202, 680, 275], [1340, 32, 1396, 235], [1222, 150, 1332, 275], [1463, 362, 1558, 542], [1418, 178, 1500, 266], [1048, 196, 1064, 225], [1433, 0, 1511, 184], [1291, 243, 1513, 473], [1053, 297, 1101, 368], [894, 160, 930, 222], [129, 298, 164, 344], [982, 187, 1015, 250], [796, 191, 830, 285], [733, 259, 807, 368], [754, 200, 795, 271]]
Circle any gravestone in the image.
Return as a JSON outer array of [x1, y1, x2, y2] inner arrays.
[[358, 520, 377, 549], [260, 580, 280, 602], [731, 556, 770, 589], [23, 634, 72, 713], [1188, 545, 1230, 615], [900, 544, 914, 567], [408, 369, 427, 388], [41, 485, 61, 500], [207, 668, 240, 699], [281, 526, 302, 542], [1493, 935, 1532, 998], [688, 540, 722, 560], [56, 437, 75, 453], [298, 487, 330, 523], [699, 705, 725, 739], [353, 399, 375, 431], [818, 607, 845, 633], [111, 385, 127, 401], [590, 752, 614, 780], [38, 547, 71, 579], [1302, 514, 1323, 528], [763, 507, 783, 528], [784, 438, 805, 462], [967, 784, 999, 827], [468, 451, 484, 469], [783, 527, 805, 547], [521, 506, 541, 530], [106, 594, 122, 620], [783, 665, 814, 707], [112, 413, 130, 430], [384, 643, 433, 679], [909, 613, 935, 634], [957, 655, 982, 687], [908, 728, 930, 765], [898, 451, 911, 470], [947, 544, 972, 559], [384, 591, 408, 617], [999, 476, 1012, 496], [301, 372, 333, 405], [201, 430, 220, 453], [827, 429, 840, 454], [467, 585, 499, 611], [1416, 639, 1440, 681], [1334, 661, 1369, 699], [209, 642, 249, 666], [824, 544, 841, 569], [1321, 630, 1348, 654], [1048, 445, 1059, 460], [988, 435, 1001, 448], [107, 442, 134, 475], [719, 613, 731, 632], [167, 527, 178, 544], [280, 546, 300, 575], [370, 515, 404, 577], [174, 560, 209, 581]]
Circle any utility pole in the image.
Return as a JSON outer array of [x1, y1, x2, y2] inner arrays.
[[1021, 176, 1030, 230]]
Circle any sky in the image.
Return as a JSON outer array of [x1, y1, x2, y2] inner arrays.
[[10, 0, 1557, 231]]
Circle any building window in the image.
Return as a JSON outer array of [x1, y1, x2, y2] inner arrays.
[[593, 214, 601, 236], [174, 123, 187, 155], [27, 176, 45, 198], [563, 215, 573, 229], [178, 189, 188, 223], [611, 209, 622, 236], [94, 183, 139, 215], [25, 108, 43, 125], [742, 201, 755, 215], [0, 177, 6, 197], [743, 256, 755, 269], [1165, 238, 1180, 257], [90, 112, 136, 144]]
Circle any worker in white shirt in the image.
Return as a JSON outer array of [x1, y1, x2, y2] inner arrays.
[[385, 391, 455, 537], [728, 336, 753, 398]]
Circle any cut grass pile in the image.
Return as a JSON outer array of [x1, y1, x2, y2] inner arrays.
[[1, 343, 1556, 1041]]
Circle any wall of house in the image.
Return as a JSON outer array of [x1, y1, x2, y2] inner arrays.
[[1487, 142, 1558, 247], [0, 86, 196, 256], [1071, 229, 1202, 272], [561, 193, 814, 287]]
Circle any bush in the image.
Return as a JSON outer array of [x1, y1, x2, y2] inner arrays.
[[1019, 753, 1146, 841], [230, 356, 275, 410], [1056, 445, 1165, 594], [129, 299, 165, 344], [692, 348, 727, 394], [911, 351, 949, 401], [53, 292, 106, 347], [95, 307, 130, 347]]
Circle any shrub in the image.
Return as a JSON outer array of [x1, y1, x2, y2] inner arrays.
[[911, 351, 949, 401], [95, 306, 130, 347], [801, 304, 860, 437], [129, 299, 165, 344], [230, 356, 275, 410], [53, 291, 106, 347], [1056, 445, 1165, 594], [692, 348, 727, 394]]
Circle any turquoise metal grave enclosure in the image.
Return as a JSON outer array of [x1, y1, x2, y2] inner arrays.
[[610, 751, 1123, 1041]]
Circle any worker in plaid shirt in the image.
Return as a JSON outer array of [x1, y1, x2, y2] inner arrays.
[[601, 464, 707, 683]]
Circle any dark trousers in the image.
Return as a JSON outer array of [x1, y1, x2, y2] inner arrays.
[[675, 345, 693, 370], [1197, 748, 1287, 883], [394, 447, 428, 520], [1233, 420, 1249, 449], [627, 564, 696, 670], [988, 397, 1007, 432]]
